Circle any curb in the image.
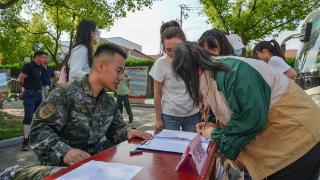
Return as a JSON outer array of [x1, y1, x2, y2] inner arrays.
[[0, 136, 23, 149], [1, 104, 154, 109], [131, 104, 154, 108], [0, 106, 153, 148]]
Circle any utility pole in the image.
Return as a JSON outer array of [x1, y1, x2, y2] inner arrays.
[[159, 4, 202, 54], [178, 4, 202, 28], [178, 4, 188, 28]]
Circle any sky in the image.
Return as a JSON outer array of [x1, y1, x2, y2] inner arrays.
[[100, 0, 302, 55]]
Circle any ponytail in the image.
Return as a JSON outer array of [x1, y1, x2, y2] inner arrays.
[[253, 40, 286, 60], [160, 20, 184, 48], [269, 40, 286, 60]]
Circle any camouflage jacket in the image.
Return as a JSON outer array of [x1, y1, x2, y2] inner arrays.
[[30, 75, 128, 166]]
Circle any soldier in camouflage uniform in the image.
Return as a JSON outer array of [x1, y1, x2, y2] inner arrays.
[[0, 43, 152, 180]]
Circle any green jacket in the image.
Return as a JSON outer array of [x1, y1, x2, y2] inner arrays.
[[211, 58, 271, 159]]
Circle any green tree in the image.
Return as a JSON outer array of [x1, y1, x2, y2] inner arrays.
[[0, 2, 32, 64], [1, 0, 154, 65], [20, 12, 64, 65], [200, 0, 320, 45], [34, 0, 154, 65], [0, 0, 19, 9]]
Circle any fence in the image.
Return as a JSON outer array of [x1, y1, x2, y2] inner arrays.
[[9, 81, 22, 93], [0, 59, 156, 96]]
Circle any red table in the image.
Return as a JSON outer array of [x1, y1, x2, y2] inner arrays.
[[44, 138, 217, 180]]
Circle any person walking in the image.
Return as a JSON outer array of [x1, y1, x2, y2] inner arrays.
[[116, 74, 133, 125], [18, 51, 48, 151]]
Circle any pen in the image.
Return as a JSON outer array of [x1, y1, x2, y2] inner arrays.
[[202, 118, 208, 130], [202, 109, 209, 129], [201, 111, 205, 122], [140, 139, 151, 145]]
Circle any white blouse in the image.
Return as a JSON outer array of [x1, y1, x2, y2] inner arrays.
[[68, 45, 90, 82]]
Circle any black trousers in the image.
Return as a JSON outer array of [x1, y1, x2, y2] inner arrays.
[[23, 90, 42, 125], [266, 141, 320, 180], [117, 95, 133, 123]]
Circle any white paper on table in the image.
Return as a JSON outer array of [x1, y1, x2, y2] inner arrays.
[[138, 130, 211, 153], [156, 129, 210, 142], [155, 129, 197, 140], [57, 160, 143, 180]]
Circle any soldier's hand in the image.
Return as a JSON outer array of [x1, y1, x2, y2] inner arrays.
[[127, 129, 153, 140], [63, 149, 91, 166], [154, 119, 164, 132]]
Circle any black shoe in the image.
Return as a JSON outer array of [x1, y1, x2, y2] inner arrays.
[[21, 139, 30, 151], [129, 117, 133, 124]]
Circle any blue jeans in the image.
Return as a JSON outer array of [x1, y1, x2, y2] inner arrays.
[[162, 112, 200, 132], [23, 90, 42, 125]]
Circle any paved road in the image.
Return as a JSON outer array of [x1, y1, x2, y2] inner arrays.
[[0, 106, 156, 170]]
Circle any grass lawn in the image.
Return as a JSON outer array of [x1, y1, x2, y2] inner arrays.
[[0, 111, 23, 140]]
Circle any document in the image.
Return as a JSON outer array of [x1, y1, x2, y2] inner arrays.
[[57, 160, 143, 180], [155, 129, 198, 140], [138, 129, 210, 153]]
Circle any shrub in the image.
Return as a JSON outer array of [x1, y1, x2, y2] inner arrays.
[[0, 63, 22, 77], [125, 59, 154, 68], [0, 111, 23, 140], [286, 57, 296, 68], [0, 63, 58, 78], [0, 60, 154, 93], [0, 59, 153, 77]]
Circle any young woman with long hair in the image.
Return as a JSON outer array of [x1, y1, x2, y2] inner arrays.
[[253, 40, 297, 80], [68, 19, 99, 82], [149, 20, 200, 132], [198, 28, 234, 56], [172, 41, 320, 180]]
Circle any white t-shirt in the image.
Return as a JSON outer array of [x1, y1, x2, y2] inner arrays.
[[268, 56, 291, 73], [149, 55, 199, 117], [68, 45, 90, 82]]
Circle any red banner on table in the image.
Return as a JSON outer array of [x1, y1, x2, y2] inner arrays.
[[175, 134, 208, 175]]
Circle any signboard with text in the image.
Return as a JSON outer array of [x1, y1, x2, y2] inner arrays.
[[0, 73, 7, 87], [126, 66, 149, 98], [175, 134, 208, 175], [0, 70, 10, 92]]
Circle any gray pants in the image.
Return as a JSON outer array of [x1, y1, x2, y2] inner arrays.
[[42, 86, 50, 100], [116, 95, 133, 123]]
